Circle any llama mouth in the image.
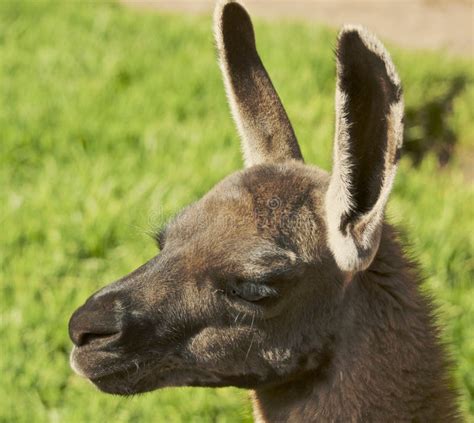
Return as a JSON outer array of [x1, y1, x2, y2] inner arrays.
[[90, 363, 233, 395], [70, 347, 184, 394], [89, 361, 190, 395], [71, 343, 261, 394], [90, 365, 151, 395], [70, 345, 146, 381]]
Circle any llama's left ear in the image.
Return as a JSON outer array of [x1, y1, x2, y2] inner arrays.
[[325, 26, 404, 273]]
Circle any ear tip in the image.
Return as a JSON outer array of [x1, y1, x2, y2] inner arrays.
[[213, 0, 247, 24], [213, 0, 254, 56], [337, 24, 401, 87], [338, 24, 379, 45], [338, 24, 389, 59], [213, 0, 251, 42], [339, 24, 369, 36]]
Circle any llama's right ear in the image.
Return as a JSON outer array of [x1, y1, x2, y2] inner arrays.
[[326, 26, 404, 273], [214, 0, 303, 167]]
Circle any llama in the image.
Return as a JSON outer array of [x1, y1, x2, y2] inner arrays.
[[69, 1, 459, 421]]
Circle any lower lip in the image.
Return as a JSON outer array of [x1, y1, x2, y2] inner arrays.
[[70, 346, 130, 380], [90, 367, 156, 395], [69, 348, 88, 377]]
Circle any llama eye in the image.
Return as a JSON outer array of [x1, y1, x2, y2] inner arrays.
[[230, 282, 277, 303]]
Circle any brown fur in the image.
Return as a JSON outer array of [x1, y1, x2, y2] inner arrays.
[[69, 2, 459, 421]]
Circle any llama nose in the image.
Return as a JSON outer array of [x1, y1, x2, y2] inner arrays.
[[69, 292, 123, 347]]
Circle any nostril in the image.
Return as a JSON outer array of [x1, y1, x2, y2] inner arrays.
[[69, 316, 121, 347], [69, 300, 123, 348]]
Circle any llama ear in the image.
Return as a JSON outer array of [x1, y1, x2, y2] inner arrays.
[[325, 26, 404, 273], [214, 0, 303, 167]]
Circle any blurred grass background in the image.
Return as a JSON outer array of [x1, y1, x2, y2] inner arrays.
[[0, 0, 473, 421]]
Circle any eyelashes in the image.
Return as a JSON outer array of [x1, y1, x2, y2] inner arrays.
[[229, 281, 278, 303]]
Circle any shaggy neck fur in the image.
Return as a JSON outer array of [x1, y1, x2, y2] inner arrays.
[[252, 225, 459, 422]]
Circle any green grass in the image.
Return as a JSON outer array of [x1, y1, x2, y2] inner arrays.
[[1, 1, 473, 421]]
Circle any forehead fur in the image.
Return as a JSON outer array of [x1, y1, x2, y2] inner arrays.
[[165, 162, 330, 266]]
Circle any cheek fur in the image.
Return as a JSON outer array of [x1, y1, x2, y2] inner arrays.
[[186, 327, 265, 372], [260, 347, 296, 375]]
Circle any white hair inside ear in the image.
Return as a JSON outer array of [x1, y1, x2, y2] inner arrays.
[[326, 25, 404, 273]]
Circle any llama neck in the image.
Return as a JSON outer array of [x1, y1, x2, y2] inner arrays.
[[252, 231, 458, 422]]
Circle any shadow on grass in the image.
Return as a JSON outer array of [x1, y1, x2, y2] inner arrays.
[[404, 75, 468, 167]]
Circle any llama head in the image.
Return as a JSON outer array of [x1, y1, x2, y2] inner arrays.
[[69, 0, 403, 395]]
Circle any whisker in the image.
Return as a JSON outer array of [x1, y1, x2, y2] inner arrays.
[[244, 311, 256, 363]]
